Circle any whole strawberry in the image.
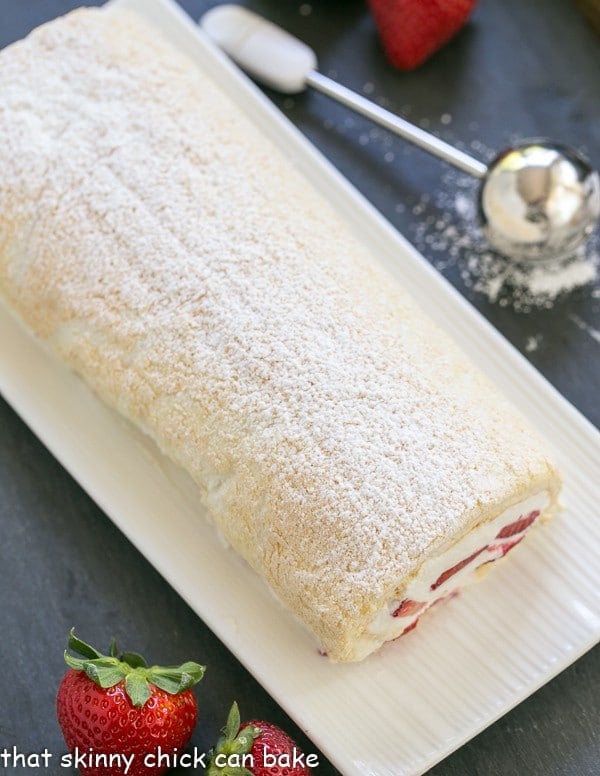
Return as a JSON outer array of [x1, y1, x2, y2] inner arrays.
[[56, 629, 205, 776], [207, 702, 314, 776], [368, 0, 477, 70]]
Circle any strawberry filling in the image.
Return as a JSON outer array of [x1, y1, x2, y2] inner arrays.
[[487, 535, 525, 557], [401, 619, 419, 636], [495, 510, 540, 539], [430, 545, 487, 591], [392, 598, 426, 618], [359, 495, 550, 660]]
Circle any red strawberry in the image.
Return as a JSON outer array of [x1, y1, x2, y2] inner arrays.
[[392, 598, 425, 618], [367, 0, 477, 70], [207, 702, 315, 776], [56, 629, 205, 776], [488, 535, 526, 557], [430, 545, 486, 591], [401, 619, 419, 636], [495, 510, 540, 539]]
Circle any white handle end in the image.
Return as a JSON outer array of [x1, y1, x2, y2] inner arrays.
[[201, 5, 317, 94]]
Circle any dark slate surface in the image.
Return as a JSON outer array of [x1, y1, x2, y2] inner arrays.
[[0, 1, 599, 774]]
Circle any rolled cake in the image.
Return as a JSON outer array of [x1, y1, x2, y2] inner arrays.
[[0, 7, 560, 661]]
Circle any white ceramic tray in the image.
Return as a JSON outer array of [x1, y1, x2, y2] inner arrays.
[[1, 0, 600, 773]]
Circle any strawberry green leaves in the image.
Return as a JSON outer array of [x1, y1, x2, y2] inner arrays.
[[207, 702, 260, 776], [147, 661, 206, 694], [67, 628, 104, 660], [63, 628, 205, 707], [207, 702, 313, 776]]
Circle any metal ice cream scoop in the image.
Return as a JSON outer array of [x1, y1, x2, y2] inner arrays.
[[201, 4, 600, 263]]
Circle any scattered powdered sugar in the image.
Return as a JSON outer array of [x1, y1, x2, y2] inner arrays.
[[465, 245, 598, 310], [408, 159, 600, 313], [525, 334, 543, 353], [569, 314, 600, 344]]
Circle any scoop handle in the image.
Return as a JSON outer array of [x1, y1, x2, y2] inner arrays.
[[201, 4, 317, 94], [200, 5, 488, 179], [306, 71, 487, 179]]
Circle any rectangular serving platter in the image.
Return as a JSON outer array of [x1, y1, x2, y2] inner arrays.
[[1, 0, 600, 773]]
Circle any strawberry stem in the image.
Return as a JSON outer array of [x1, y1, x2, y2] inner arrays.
[[207, 702, 261, 776], [68, 629, 103, 660], [63, 628, 205, 707]]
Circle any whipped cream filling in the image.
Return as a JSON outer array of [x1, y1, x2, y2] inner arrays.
[[355, 491, 551, 659]]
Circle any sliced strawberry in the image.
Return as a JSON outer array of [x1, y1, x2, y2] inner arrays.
[[496, 510, 540, 539], [401, 619, 419, 636], [367, 0, 477, 71], [392, 598, 426, 618], [488, 535, 525, 557], [431, 545, 486, 591]]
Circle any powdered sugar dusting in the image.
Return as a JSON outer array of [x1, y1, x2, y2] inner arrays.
[[409, 165, 600, 312], [0, 8, 560, 659]]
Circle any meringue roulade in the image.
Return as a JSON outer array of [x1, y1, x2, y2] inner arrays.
[[0, 7, 560, 661]]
